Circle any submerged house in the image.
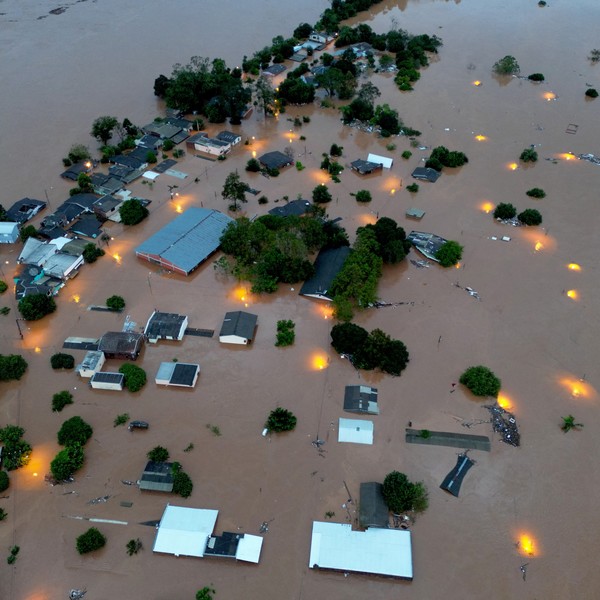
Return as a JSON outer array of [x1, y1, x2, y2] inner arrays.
[[155, 362, 200, 388], [5, 198, 47, 224], [258, 151, 293, 170], [359, 482, 389, 529], [219, 311, 258, 345], [98, 331, 144, 360], [344, 385, 379, 415], [0, 222, 19, 244], [299, 246, 350, 301], [139, 461, 174, 493], [144, 311, 188, 343], [411, 167, 441, 183], [90, 372, 125, 391], [267, 199, 311, 218], [406, 231, 448, 262], [350, 159, 383, 175]]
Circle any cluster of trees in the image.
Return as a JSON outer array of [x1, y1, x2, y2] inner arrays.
[[119, 364, 147, 393], [493, 55, 520, 75], [331, 218, 410, 320], [493, 203, 543, 226], [50, 416, 93, 481], [119, 198, 149, 226], [69, 172, 94, 197], [0, 425, 32, 471], [265, 408, 297, 433], [18, 293, 56, 321], [218, 213, 348, 294], [62, 143, 91, 167], [275, 320, 296, 347], [0, 354, 28, 381], [154, 57, 250, 123], [382, 471, 428, 514], [425, 146, 469, 172], [459, 365, 501, 398], [82, 243, 105, 264], [520, 148, 538, 163], [331, 322, 410, 376], [50, 353, 75, 370], [526, 188, 546, 199]]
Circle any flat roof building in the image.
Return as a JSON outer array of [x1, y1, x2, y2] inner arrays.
[[344, 385, 379, 415], [338, 418, 374, 445], [155, 362, 200, 388], [90, 372, 125, 391], [359, 482, 389, 528], [98, 331, 144, 360], [144, 310, 188, 343]]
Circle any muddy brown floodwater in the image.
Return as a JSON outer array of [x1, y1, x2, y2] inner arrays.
[[1, 0, 600, 599]]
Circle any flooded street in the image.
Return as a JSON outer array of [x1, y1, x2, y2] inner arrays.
[[1, 1, 600, 599]]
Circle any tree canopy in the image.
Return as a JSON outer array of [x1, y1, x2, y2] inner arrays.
[[518, 208, 542, 226], [459, 365, 501, 397], [119, 364, 147, 392], [265, 408, 297, 433], [382, 471, 429, 514], [119, 199, 149, 226], [493, 55, 520, 75], [221, 171, 248, 212], [147, 446, 170, 463], [0, 354, 28, 381], [57, 416, 93, 447], [91, 116, 119, 146], [18, 293, 56, 321], [435, 240, 463, 267], [76, 527, 106, 555], [0, 425, 32, 470], [50, 443, 84, 480], [493, 203, 517, 220]]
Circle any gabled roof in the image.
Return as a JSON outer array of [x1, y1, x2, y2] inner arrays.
[[367, 153, 393, 169], [344, 385, 379, 415], [216, 131, 241, 144], [259, 151, 293, 170], [262, 64, 287, 76], [42, 252, 82, 279], [219, 311, 258, 341], [299, 246, 350, 301], [268, 199, 311, 218], [0, 222, 18, 235], [359, 482, 389, 528], [139, 461, 174, 492], [411, 167, 441, 182], [111, 154, 145, 170], [5, 198, 47, 224], [93, 195, 122, 215], [137, 134, 163, 150], [18, 237, 57, 266], [68, 214, 102, 239], [61, 161, 91, 181], [350, 159, 383, 175]]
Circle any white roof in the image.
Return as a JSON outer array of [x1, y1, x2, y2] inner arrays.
[[153, 505, 219, 557], [338, 418, 374, 445], [309, 522, 413, 579], [0, 222, 18, 234], [236, 534, 263, 563], [143, 171, 160, 180], [367, 153, 393, 169]]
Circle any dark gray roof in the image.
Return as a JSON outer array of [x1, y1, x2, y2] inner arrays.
[[98, 331, 144, 357], [299, 246, 351, 300], [411, 167, 441, 182], [171, 130, 190, 145], [61, 161, 91, 181], [165, 117, 193, 130], [129, 146, 156, 162], [108, 164, 134, 180], [91, 372, 125, 385], [268, 199, 311, 218], [259, 151, 293, 170], [111, 154, 145, 170], [406, 231, 447, 262], [263, 64, 287, 76], [440, 454, 475, 497], [93, 195, 122, 215], [5, 198, 47, 224], [350, 159, 383, 175], [204, 532, 242, 557], [139, 461, 174, 492], [153, 159, 178, 174], [135, 208, 233, 275], [68, 214, 103, 239], [216, 131, 241, 144], [219, 311, 258, 341], [344, 385, 379, 415], [359, 482, 389, 528], [137, 134, 163, 150], [171, 363, 199, 386], [145, 311, 187, 340]]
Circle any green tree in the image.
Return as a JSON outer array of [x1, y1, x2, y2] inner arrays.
[[329, 143, 343, 157], [265, 408, 297, 432], [492, 55, 520, 75], [126, 538, 143, 556], [354, 190, 372, 203], [406, 183, 419, 193], [82, 243, 105, 263], [119, 364, 147, 392], [275, 320, 295, 347], [331, 322, 369, 356], [106, 295, 125, 311], [528, 73, 545, 82], [196, 587, 216, 600], [277, 78, 315, 104], [0, 471, 8, 493], [20, 225, 38, 242], [561, 415, 583, 433], [52, 391, 74, 412], [76, 527, 106, 555], [518, 208, 542, 226], [427, 146, 469, 170], [119, 199, 149, 226], [520, 148, 538, 163], [147, 446, 170, 462], [315, 67, 346, 97], [312, 184, 333, 204], [172, 463, 194, 498], [255, 77, 275, 119], [382, 471, 429, 514], [50, 443, 85, 480], [245, 158, 261, 172], [50, 353, 74, 370], [57, 416, 93, 447], [585, 88, 599, 98], [526, 188, 546, 199], [0, 425, 32, 471], [18, 293, 56, 321], [493, 203, 517, 220], [0, 354, 28, 381], [459, 365, 501, 397], [0, 280, 7, 294], [435, 240, 463, 267], [67, 144, 91, 164], [222, 171, 248, 212], [91, 116, 119, 145]]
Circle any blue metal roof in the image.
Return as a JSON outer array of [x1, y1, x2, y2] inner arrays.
[[136, 208, 233, 274]]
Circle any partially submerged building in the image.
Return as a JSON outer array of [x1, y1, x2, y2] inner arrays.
[[144, 311, 188, 343], [258, 151, 293, 170], [139, 461, 174, 493], [359, 482, 389, 529], [219, 311, 258, 345], [406, 231, 448, 262], [411, 167, 441, 183], [135, 208, 233, 276], [0, 222, 19, 244], [268, 199, 311, 218], [338, 418, 374, 445], [98, 331, 144, 360], [299, 246, 350, 301], [5, 198, 47, 224], [90, 372, 125, 391], [350, 159, 383, 175], [439, 453, 475, 497], [155, 362, 200, 388], [76, 350, 105, 378], [343, 385, 379, 415], [367, 153, 393, 169], [309, 521, 413, 579]]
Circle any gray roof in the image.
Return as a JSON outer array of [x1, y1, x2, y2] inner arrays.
[[98, 331, 144, 357], [259, 151, 293, 170], [299, 246, 351, 300], [216, 131, 241, 144], [139, 461, 174, 492], [406, 231, 447, 262], [268, 199, 311, 218], [262, 64, 287, 76], [68, 214, 102, 239], [135, 208, 233, 275], [145, 311, 187, 341], [350, 159, 383, 175], [344, 385, 379, 415], [359, 482, 389, 528], [219, 311, 258, 341], [155, 361, 199, 387], [5, 198, 47, 224], [440, 454, 475, 497], [411, 167, 441, 182], [91, 372, 124, 385]]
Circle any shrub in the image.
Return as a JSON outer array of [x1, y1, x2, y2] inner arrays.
[[493, 203, 517, 220], [528, 73, 545, 82], [106, 295, 125, 311], [119, 199, 149, 226], [312, 184, 332, 204], [382, 471, 429, 514], [265, 408, 297, 433], [428, 146, 469, 169], [492, 55, 520, 75], [196, 587, 216, 600], [0, 425, 32, 470], [82, 243, 105, 263], [50, 353, 74, 370], [406, 183, 419, 193], [172, 463, 194, 498], [0, 280, 7, 294], [57, 416, 93, 447], [520, 148, 538, 163], [113, 413, 129, 427], [147, 446, 169, 462], [0, 508, 6, 521], [435, 240, 463, 267], [459, 365, 501, 397], [275, 320, 295, 347], [20, 225, 38, 242], [76, 527, 106, 555], [518, 208, 542, 226], [401, 150, 412, 160], [258, 195, 269, 205], [50, 443, 84, 480], [119, 364, 147, 392], [18, 293, 56, 320], [296, 161, 305, 171], [126, 538, 143, 556], [526, 188, 546, 199], [245, 158, 261, 172], [330, 143, 343, 157], [355, 190, 372, 203], [52, 391, 74, 413], [585, 88, 599, 98], [0, 354, 28, 381], [162, 139, 175, 151], [0, 471, 9, 493]]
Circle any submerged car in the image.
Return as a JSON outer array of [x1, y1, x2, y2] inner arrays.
[[128, 420, 149, 431]]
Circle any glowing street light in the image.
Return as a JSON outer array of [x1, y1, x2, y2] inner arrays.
[[568, 263, 581, 271]]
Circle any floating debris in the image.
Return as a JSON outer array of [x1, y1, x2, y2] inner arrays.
[[520, 563, 529, 581], [484, 404, 520, 447], [410, 259, 431, 269], [69, 589, 86, 600], [87, 495, 111, 505], [578, 153, 600, 166]]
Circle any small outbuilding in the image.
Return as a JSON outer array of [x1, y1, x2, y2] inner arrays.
[[90, 372, 125, 391], [139, 461, 174, 493], [155, 362, 200, 388], [76, 350, 106, 378], [350, 159, 383, 175], [299, 246, 350, 301], [367, 153, 393, 169], [98, 331, 144, 360], [219, 311, 258, 345], [258, 151, 293, 170], [405, 208, 426, 220], [359, 482, 389, 528], [338, 418, 374, 445], [411, 167, 440, 183], [144, 310, 188, 343], [344, 385, 379, 415], [439, 453, 475, 497], [0, 222, 19, 244]]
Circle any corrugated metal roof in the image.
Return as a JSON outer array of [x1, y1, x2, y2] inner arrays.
[[136, 208, 233, 274]]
